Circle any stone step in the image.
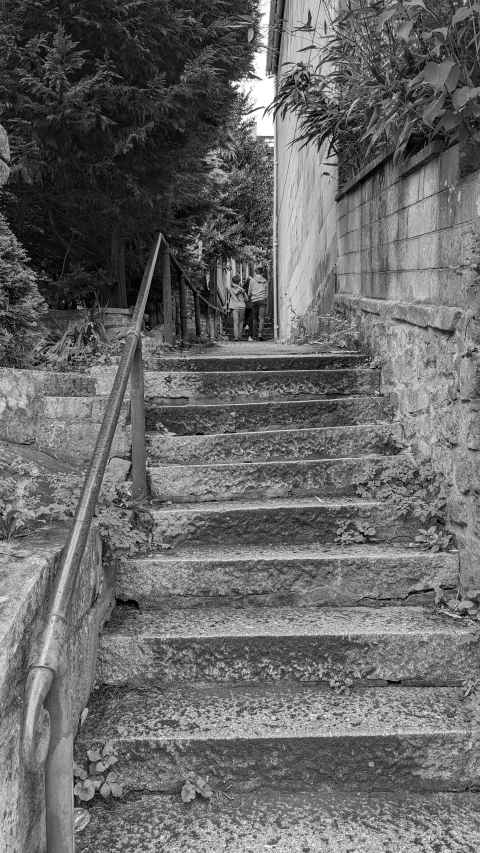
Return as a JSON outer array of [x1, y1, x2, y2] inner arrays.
[[144, 351, 368, 373], [117, 546, 459, 609], [147, 395, 391, 435], [143, 368, 380, 403], [97, 605, 478, 687], [148, 454, 399, 503], [147, 497, 417, 552], [146, 422, 402, 465], [76, 683, 480, 793], [76, 789, 480, 853]]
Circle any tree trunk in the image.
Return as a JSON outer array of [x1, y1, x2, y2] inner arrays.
[[111, 227, 127, 308]]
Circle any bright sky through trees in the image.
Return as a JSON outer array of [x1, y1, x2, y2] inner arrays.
[[245, 0, 274, 135]]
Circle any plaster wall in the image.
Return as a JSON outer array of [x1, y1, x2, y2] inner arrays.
[[275, 0, 338, 340]]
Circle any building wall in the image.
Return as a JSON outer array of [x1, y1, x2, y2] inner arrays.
[[335, 143, 480, 591], [275, 0, 338, 340]]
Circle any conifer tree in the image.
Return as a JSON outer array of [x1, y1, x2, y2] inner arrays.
[[0, 0, 260, 304]]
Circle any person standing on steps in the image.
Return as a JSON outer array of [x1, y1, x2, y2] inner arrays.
[[247, 265, 268, 340], [227, 274, 247, 341]]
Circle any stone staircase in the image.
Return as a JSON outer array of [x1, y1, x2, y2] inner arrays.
[[75, 344, 480, 852]]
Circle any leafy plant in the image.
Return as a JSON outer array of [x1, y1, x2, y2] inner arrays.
[[336, 519, 378, 545], [74, 742, 124, 803], [39, 312, 110, 370], [181, 774, 214, 804], [413, 525, 454, 552], [273, 0, 480, 182], [354, 456, 448, 525]]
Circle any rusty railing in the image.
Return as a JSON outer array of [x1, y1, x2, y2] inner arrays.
[[22, 232, 221, 851]]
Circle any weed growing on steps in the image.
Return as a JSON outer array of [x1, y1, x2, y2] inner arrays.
[[49, 474, 153, 558], [352, 456, 454, 552], [335, 519, 378, 547], [74, 741, 124, 804], [413, 526, 454, 553]]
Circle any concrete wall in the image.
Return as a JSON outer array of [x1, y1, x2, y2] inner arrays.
[[275, 0, 338, 340], [335, 143, 480, 590]]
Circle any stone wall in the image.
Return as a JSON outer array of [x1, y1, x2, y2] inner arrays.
[[336, 143, 480, 591], [275, 0, 338, 341], [0, 368, 131, 465], [0, 528, 113, 853]]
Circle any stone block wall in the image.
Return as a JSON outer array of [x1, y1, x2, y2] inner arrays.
[[336, 143, 480, 591], [0, 368, 131, 466], [0, 528, 113, 853]]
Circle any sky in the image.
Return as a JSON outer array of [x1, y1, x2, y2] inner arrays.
[[244, 0, 275, 136]]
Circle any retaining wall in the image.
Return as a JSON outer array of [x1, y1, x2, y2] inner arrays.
[[335, 143, 480, 590]]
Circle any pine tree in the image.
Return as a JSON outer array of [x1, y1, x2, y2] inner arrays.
[[0, 0, 260, 305], [0, 214, 46, 366]]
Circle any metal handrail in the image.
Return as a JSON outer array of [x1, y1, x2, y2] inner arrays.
[[22, 233, 163, 852]]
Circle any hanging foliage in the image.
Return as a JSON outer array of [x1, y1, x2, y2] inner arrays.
[[272, 0, 480, 182]]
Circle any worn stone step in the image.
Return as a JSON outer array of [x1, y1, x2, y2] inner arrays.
[[117, 546, 459, 609], [144, 351, 368, 373], [147, 422, 402, 465], [147, 395, 391, 435], [147, 497, 417, 552], [148, 454, 400, 503], [75, 788, 480, 853], [77, 683, 480, 793], [98, 605, 478, 687], [143, 368, 380, 403]]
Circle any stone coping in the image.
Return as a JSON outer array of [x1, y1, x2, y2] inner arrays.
[[335, 293, 464, 334], [0, 525, 102, 708], [0, 529, 65, 705]]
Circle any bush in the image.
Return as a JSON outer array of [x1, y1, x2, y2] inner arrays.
[[0, 214, 47, 366], [273, 0, 480, 182]]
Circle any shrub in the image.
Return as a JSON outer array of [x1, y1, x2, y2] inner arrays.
[[0, 214, 46, 366], [273, 0, 480, 182]]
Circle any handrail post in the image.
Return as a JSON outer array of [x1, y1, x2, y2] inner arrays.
[[162, 244, 174, 345], [45, 667, 74, 853], [131, 337, 147, 502], [194, 291, 202, 337], [179, 273, 188, 340]]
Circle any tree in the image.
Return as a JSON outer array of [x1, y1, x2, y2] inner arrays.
[[0, 0, 260, 305], [192, 106, 274, 268], [0, 214, 46, 366]]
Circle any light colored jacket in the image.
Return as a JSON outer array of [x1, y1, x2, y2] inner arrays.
[[228, 282, 246, 310]]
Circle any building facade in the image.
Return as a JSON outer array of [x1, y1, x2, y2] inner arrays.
[[268, 0, 337, 340]]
